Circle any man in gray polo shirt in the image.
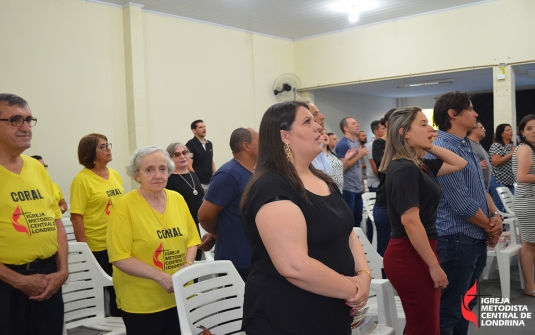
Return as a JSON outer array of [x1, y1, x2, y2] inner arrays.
[[467, 120, 491, 190], [334, 117, 369, 227]]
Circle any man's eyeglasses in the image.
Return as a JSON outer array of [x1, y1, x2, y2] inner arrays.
[[0, 115, 37, 127], [172, 150, 189, 157], [98, 143, 112, 151]]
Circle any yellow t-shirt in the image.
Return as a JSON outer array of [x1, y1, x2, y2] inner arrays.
[[0, 155, 61, 265], [107, 189, 201, 313], [52, 181, 64, 205], [70, 168, 124, 251]]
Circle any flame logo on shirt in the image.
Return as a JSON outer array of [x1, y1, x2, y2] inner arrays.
[[153, 242, 164, 271], [105, 199, 112, 216], [12, 205, 30, 236], [461, 281, 478, 329]]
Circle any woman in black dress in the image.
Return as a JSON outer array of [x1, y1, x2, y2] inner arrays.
[[379, 107, 466, 335], [166, 142, 210, 259], [240, 101, 371, 335]]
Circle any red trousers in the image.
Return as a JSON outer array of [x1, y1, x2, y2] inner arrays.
[[383, 237, 441, 335]]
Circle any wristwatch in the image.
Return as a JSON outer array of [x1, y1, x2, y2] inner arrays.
[[493, 211, 503, 220]]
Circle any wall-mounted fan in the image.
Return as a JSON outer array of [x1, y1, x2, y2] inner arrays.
[[272, 73, 302, 101]]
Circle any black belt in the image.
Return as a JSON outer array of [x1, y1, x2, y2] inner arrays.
[[4, 256, 54, 271]]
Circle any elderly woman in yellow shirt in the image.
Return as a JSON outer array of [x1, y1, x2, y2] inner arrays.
[[107, 146, 200, 335]]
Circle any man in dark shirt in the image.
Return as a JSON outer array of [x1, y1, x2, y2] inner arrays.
[[198, 127, 258, 282], [186, 119, 215, 192]]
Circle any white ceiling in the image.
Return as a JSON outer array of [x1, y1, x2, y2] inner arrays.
[[92, 0, 535, 96], [94, 0, 490, 40]]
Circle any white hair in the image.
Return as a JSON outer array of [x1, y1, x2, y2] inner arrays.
[[126, 146, 175, 180]]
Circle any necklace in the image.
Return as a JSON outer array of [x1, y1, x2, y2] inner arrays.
[[139, 188, 168, 229], [177, 171, 198, 195]]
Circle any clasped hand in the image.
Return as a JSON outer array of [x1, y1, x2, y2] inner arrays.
[[345, 275, 370, 315]]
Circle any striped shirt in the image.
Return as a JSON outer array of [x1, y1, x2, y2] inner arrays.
[[426, 131, 488, 240]]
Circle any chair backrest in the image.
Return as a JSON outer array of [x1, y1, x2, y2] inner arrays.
[[198, 224, 215, 261], [353, 227, 383, 279], [61, 218, 76, 242], [503, 217, 521, 246], [362, 192, 376, 223], [496, 187, 515, 215], [172, 260, 245, 335], [63, 242, 112, 329]]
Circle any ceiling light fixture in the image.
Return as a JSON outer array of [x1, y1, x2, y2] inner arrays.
[[348, 5, 360, 22], [331, 1, 377, 23], [397, 79, 454, 89]]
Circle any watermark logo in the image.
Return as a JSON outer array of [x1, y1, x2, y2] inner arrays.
[[462, 281, 479, 329], [461, 280, 532, 328]]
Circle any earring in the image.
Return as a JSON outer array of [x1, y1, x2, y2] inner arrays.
[[284, 143, 292, 161]]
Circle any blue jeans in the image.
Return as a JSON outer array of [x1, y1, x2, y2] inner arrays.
[[342, 190, 363, 228], [373, 205, 391, 258], [489, 176, 514, 212], [437, 233, 487, 335]]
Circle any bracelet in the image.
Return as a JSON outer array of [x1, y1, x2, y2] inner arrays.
[[356, 269, 372, 280], [186, 261, 194, 266]]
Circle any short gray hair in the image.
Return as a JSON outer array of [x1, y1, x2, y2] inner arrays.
[[126, 146, 175, 180], [165, 142, 187, 157]]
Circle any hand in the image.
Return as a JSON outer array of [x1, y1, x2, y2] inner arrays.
[[16, 273, 48, 297], [480, 160, 488, 169], [29, 270, 68, 301], [345, 275, 371, 310], [199, 233, 216, 252], [486, 216, 504, 235], [155, 272, 174, 293], [429, 264, 448, 290], [344, 148, 358, 160], [486, 232, 500, 248], [358, 148, 370, 158]]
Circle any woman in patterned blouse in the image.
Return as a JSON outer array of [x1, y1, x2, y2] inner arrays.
[[488, 123, 516, 211]]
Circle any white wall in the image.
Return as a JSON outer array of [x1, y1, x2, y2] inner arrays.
[[0, 0, 128, 201], [295, 0, 535, 90], [312, 90, 396, 139], [0, 0, 295, 201], [405, 95, 438, 109]]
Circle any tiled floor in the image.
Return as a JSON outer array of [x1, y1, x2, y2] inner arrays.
[[467, 260, 534, 335]]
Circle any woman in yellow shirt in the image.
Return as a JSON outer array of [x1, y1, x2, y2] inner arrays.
[[107, 146, 200, 334], [70, 133, 124, 316]]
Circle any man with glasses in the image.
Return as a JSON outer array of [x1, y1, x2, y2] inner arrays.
[[467, 121, 491, 190], [0, 93, 68, 334], [186, 120, 215, 192]]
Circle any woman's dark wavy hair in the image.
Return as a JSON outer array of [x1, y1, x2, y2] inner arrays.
[[241, 101, 336, 209], [518, 114, 535, 152], [493, 123, 512, 145]]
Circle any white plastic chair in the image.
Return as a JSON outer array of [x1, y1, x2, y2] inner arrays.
[[496, 186, 515, 215], [361, 192, 378, 250], [61, 218, 77, 242], [198, 224, 215, 261], [354, 228, 404, 335], [494, 217, 525, 299], [62, 242, 125, 334], [172, 260, 245, 335]]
